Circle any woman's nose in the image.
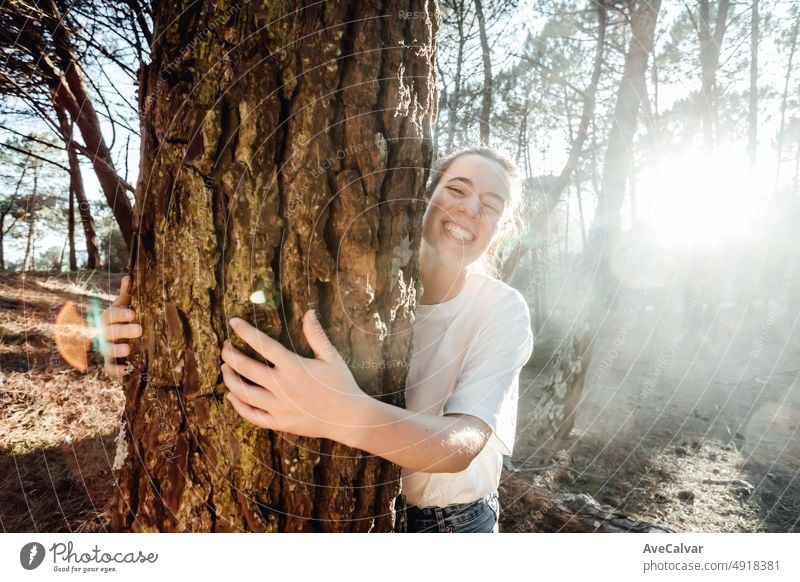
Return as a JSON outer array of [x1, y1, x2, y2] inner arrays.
[[457, 195, 481, 218]]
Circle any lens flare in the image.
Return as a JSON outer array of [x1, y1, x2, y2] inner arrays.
[[54, 297, 105, 371], [638, 151, 767, 245], [54, 301, 93, 371]]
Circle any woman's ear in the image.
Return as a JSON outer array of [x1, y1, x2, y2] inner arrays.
[[487, 232, 507, 257]]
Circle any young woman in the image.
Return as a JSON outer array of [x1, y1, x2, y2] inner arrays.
[[101, 146, 533, 533]]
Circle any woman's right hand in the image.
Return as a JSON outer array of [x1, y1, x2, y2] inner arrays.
[[100, 276, 142, 377]]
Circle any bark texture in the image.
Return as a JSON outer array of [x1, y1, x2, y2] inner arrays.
[[109, 0, 438, 532]]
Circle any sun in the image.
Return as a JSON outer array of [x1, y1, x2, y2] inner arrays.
[[637, 151, 768, 245]]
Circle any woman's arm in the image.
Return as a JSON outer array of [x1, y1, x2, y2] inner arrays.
[[337, 401, 493, 474], [221, 313, 493, 474]]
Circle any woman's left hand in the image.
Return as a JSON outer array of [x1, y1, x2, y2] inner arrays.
[[221, 308, 366, 440]]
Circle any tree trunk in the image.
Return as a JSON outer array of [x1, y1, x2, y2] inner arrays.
[[22, 165, 39, 273], [475, 0, 492, 144], [548, 1, 606, 201], [516, 0, 606, 286], [576, 176, 586, 251], [795, 135, 800, 196], [40, 0, 135, 252], [698, 0, 730, 151], [433, 60, 448, 155], [1, 165, 27, 271], [533, 0, 661, 439], [446, 0, 466, 151], [55, 237, 65, 272], [776, 8, 800, 191], [57, 105, 101, 270], [109, 0, 437, 532], [0, 211, 6, 270], [68, 180, 77, 271], [747, 0, 759, 163], [503, 4, 606, 305], [22, 208, 36, 272]]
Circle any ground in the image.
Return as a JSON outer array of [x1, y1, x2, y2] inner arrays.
[[501, 298, 800, 533], [1, 272, 798, 532]]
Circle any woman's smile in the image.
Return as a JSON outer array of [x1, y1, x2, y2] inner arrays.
[[443, 219, 475, 243]]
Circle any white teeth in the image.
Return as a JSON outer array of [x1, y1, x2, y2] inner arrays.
[[444, 221, 474, 241]]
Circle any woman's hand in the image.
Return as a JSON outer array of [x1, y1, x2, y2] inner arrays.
[[99, 276, 142, 377], [221, 309, 368, 441]]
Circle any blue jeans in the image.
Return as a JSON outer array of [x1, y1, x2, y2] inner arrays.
[[395, 491, 500, 533]]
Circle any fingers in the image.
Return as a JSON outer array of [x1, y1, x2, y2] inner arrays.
[[104, 323, 143, 342], [302, 308, 341, 364], [221, 363, 277, 411], [226, 392, 276, 430], [221, 340, 278, 387], [229, 318, 292, 368], [101, 306, 136, 325], [111, 276, 132, 308], [103, 361, 131, 378], [100, 341, 131, 359]]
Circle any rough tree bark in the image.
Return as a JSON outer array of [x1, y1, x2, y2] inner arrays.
[[108, 0, 438, 532], [532, 0, 662, 439]]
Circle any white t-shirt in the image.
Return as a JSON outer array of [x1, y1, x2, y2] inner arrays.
[[401, 269, 534, 508]]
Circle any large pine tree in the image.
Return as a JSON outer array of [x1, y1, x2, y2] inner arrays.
[[109, 0, 438, 532]]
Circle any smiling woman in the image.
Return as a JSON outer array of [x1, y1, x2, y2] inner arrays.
[[100, 146, 533, 534]]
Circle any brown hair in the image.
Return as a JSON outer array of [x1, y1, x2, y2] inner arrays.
[[425, 146, 524, 278]]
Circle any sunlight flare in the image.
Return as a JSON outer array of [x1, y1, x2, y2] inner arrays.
[[638, 152, 769, 245]]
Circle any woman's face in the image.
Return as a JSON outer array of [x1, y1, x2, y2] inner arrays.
[[422, 154, 511, 269]]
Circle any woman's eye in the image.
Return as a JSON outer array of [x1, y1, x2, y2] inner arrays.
[[484, 204, 500, 215], [447, 186, 464, 195]]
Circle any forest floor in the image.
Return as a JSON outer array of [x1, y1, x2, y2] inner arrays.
[[502, 302, 800, 533], [0, 271, 122, 532], [1, 272, 798, 533]]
